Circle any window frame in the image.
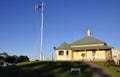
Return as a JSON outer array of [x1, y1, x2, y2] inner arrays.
[[58, 51, 64, 56], [66, 51, 69, 55]]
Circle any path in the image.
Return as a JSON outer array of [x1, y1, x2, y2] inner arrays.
[[88, 63, 111, 77]]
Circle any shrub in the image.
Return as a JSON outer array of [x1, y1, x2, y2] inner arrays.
[[108, 59, 115, 65]]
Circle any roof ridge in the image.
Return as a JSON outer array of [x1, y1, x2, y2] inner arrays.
[[70, 36, 106, 45]]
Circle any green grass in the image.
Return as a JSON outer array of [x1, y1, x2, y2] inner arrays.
[[0, 61, 93, 77], [92, 62, 120, 77]]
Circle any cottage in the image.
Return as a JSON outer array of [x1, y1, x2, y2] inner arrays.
[[54, 30, 112, 61]]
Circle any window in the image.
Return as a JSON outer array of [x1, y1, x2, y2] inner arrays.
[[92, 50, 96, 56], [92, 50, 96, 54], [59, 51, 64, 56], [66, 51, 69, 55]]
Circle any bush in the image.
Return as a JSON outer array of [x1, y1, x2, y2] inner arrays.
[[18, 55, 29, 63], [108, 59, 115, 65]]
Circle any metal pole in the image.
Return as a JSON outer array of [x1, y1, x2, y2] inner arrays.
[[40, 2, 44, 61]]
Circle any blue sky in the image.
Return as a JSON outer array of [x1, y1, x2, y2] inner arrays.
[[0, 0, 120, 60]]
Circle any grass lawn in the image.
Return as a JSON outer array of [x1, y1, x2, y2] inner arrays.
[[92, 62, 120, 77], [0, 61, 93, 77]]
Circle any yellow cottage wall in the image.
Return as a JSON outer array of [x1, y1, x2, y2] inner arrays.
[[55, 50, 111, 61], [55, 50, 72, 61], [72, 51, 84, 60], [73, 50, 110, 61]]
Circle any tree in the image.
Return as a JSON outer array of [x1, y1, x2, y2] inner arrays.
[[0, 56, 4, 62], [5, 56, 17, 63], [18, 55, 29, 62], [0, 52, 29, 63], [0, 52, 9, 63], [0, 52, 9, 58]]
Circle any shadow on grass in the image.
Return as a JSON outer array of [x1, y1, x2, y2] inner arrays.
[[92, 67, 111, 77], [0, 61, 94, 77]]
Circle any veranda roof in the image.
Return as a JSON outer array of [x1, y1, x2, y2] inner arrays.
[[71, 45, 112, 50]]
